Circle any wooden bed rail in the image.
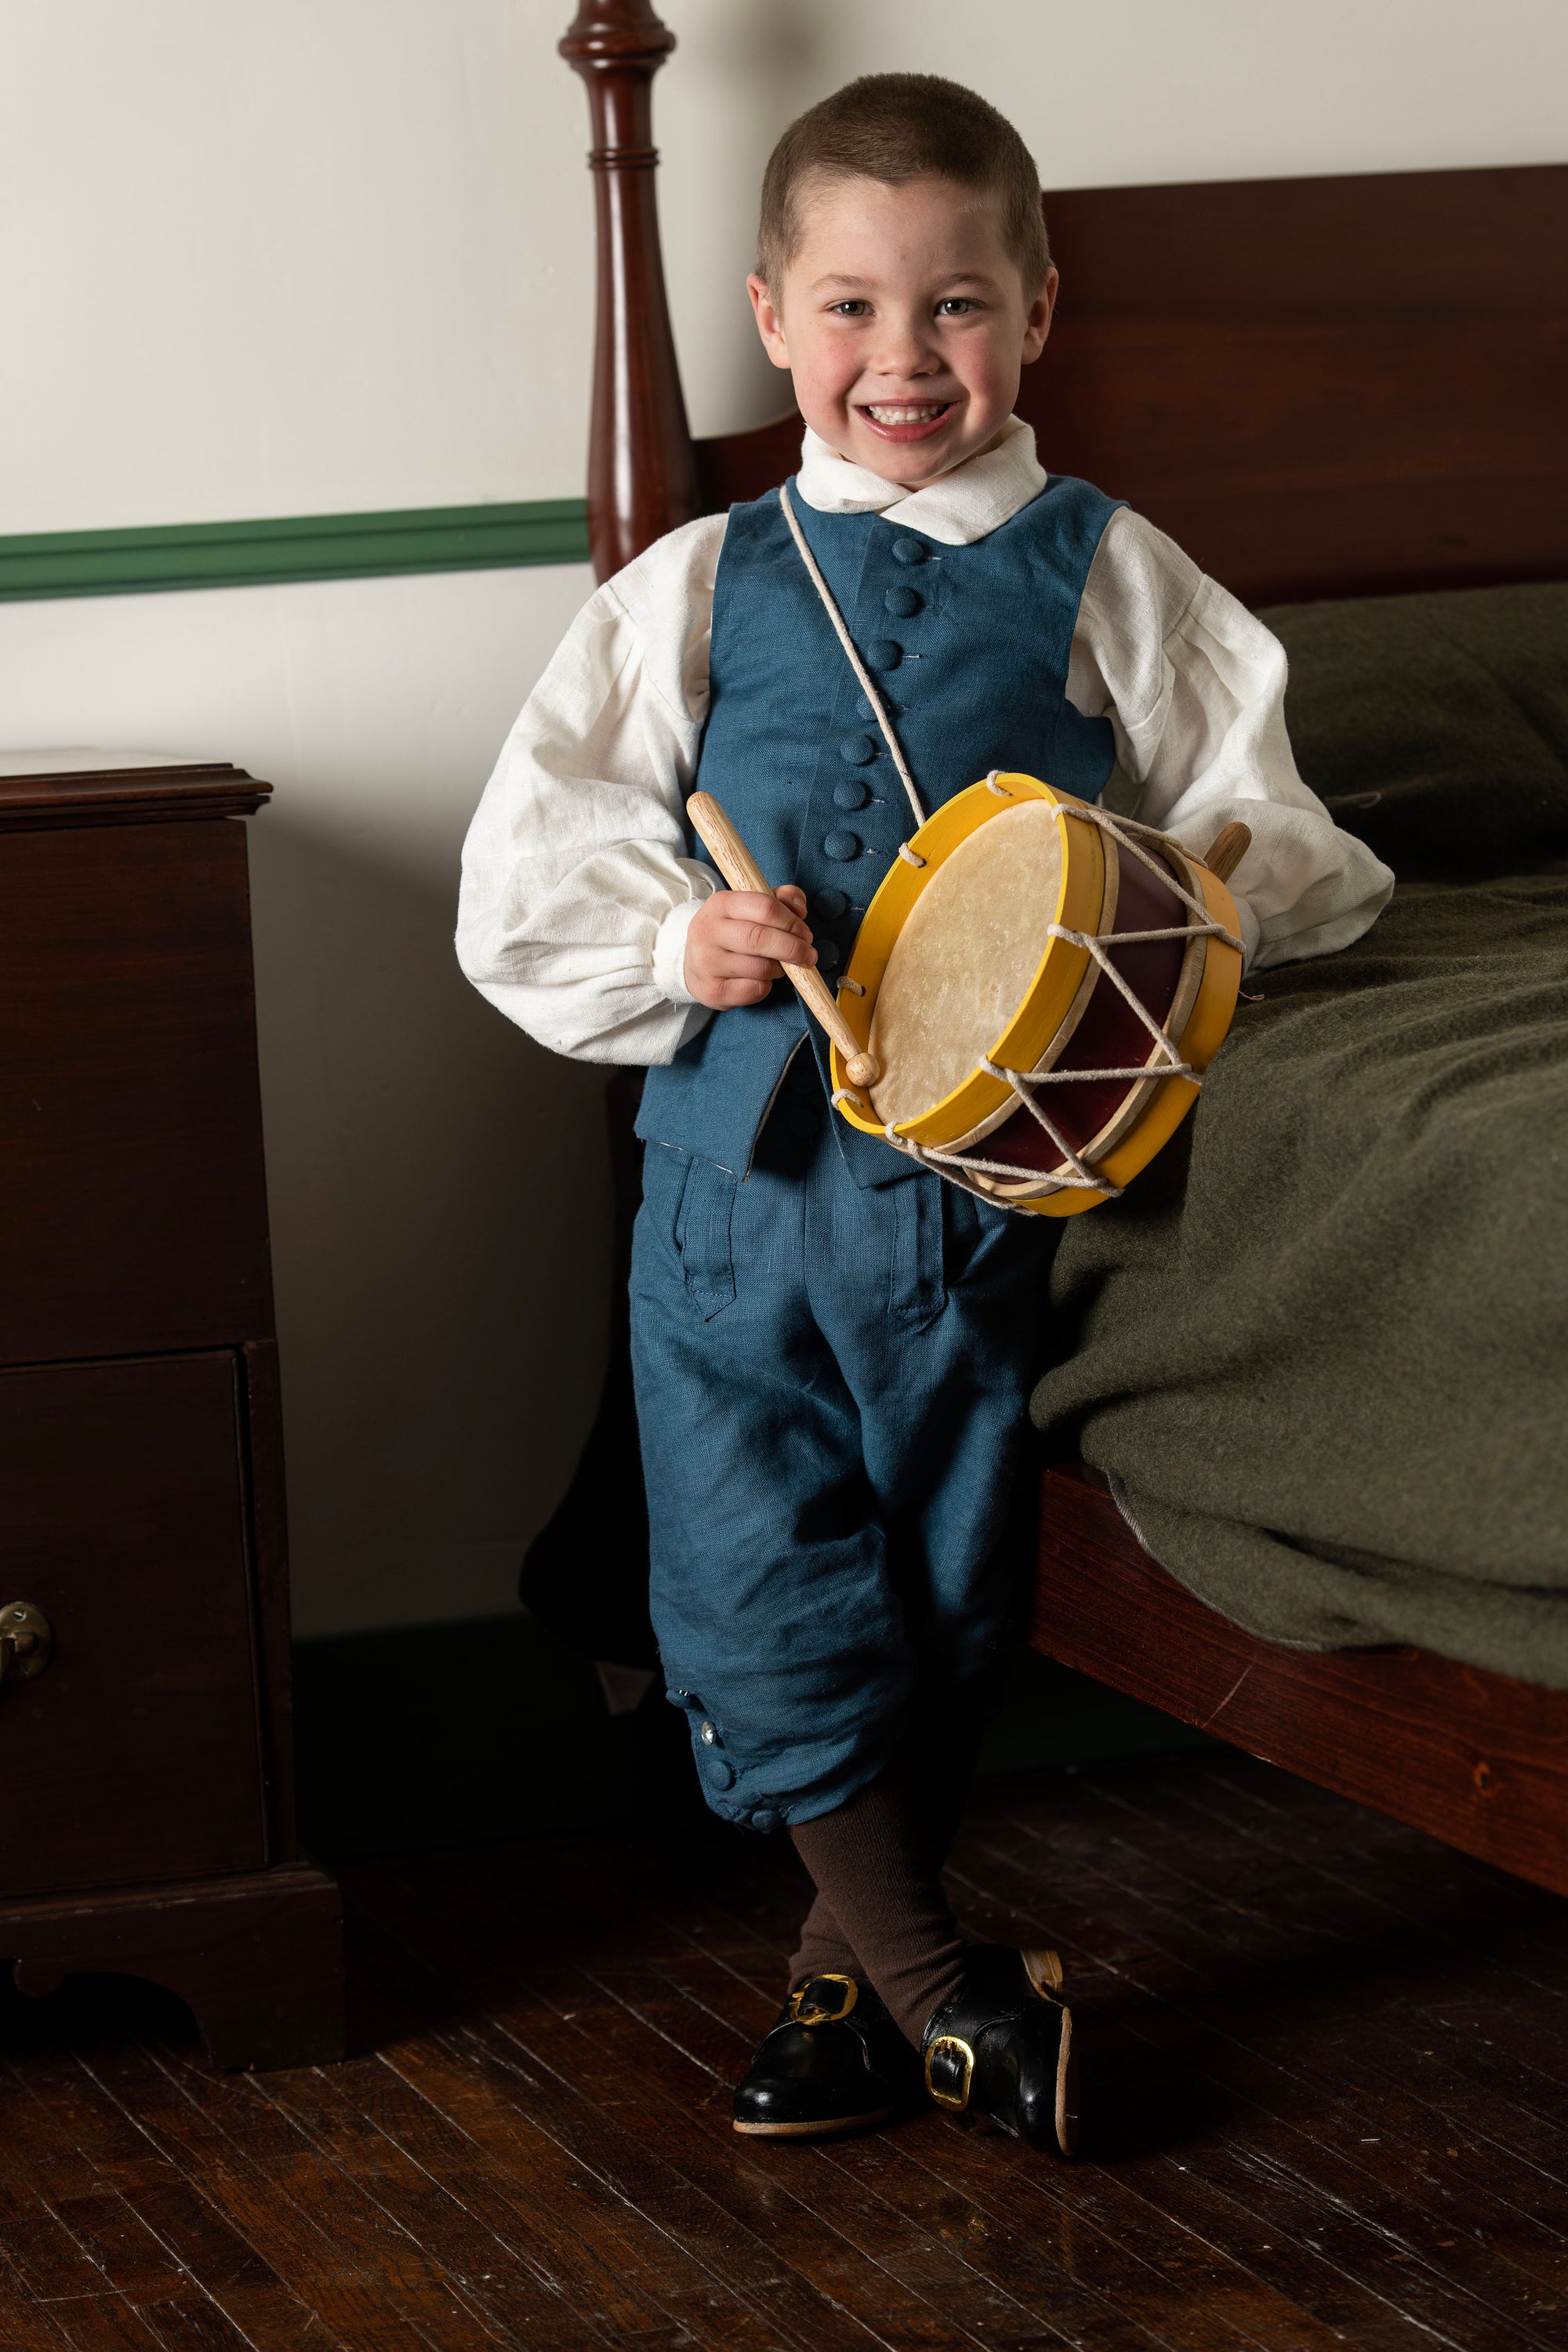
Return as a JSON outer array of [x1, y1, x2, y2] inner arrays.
[[1037, 1469, 1568, 1902]]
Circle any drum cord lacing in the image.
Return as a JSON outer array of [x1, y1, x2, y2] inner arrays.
[[776, 485, 1243, 1207], [833, 793, 1243, 1210]]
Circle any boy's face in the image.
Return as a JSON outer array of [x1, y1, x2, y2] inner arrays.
[[747, 172, 1055, 489]]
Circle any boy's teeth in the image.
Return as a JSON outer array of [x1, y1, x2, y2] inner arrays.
[[866, 403, 946, 423]]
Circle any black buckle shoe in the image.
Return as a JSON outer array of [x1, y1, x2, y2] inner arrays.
[[921, 1944, 1078, 2156], [733, 1974, 911, 2139]]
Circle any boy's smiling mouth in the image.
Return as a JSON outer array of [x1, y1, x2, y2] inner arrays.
[[858, 400, 956, 444]]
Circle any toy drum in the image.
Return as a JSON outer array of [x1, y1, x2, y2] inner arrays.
[[827, 773, 1244, 1216]]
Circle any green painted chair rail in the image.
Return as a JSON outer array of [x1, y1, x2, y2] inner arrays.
[[0, 499, 591, 601]]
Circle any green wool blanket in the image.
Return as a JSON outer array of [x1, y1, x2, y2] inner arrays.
[[1031, 583, 1568, 1686]]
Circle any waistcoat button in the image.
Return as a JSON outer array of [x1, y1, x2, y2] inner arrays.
[[816, 939, 841, 973], [866, 638, 902, 670], [812, 887, 849, 920], [823, 830, 861, 862], [891, 536, 929, 564], [837, 732, 877, 764], [750, 1808, 782, 1834], [884, 585, 922, 618], [833, 776, 869, 811], [708, 1758, 735, 1791]]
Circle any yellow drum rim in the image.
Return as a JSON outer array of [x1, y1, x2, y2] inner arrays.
[[829, 775, 1108, 1146]]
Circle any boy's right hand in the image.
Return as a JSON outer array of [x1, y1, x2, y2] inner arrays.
[[684, 884, 816, 1010]]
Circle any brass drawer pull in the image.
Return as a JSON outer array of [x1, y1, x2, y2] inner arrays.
[[0, 1602, 53, 1683]]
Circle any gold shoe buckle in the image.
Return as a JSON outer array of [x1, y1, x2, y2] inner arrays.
[[924, 2032, 975, 2111], [788, 1973, 858, 2027]]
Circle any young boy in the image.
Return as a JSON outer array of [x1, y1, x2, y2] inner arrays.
[[459, 75, 1392, 2152]]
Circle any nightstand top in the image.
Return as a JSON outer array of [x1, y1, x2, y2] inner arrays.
[[0, 755, 270, 830]]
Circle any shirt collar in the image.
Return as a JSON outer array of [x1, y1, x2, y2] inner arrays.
[[792, 414, 1046, 544]]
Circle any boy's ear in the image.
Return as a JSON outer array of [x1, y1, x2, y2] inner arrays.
[[747, 273, 793, 371], [1022, 266, 1059, 365]]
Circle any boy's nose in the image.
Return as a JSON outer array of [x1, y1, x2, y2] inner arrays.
[[863, 312, 942, 379], [868, 340, 942, 381]]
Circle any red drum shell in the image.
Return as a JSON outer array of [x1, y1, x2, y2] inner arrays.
[[956, 843, 1188, 1178]]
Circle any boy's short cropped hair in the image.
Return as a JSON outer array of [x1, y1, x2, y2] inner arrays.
[[757, 74, 1051, 293]]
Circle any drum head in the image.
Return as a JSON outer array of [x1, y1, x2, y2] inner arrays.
[[869, 802, 1064, 1130]]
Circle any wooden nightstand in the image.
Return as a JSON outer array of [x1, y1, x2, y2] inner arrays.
[[0, 754, 343, 2067]]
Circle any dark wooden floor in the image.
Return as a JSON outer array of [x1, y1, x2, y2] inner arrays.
[[7, 1752, 1568, 2350]]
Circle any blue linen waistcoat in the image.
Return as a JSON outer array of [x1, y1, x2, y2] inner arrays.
[[637, 473, 1123, 1185]]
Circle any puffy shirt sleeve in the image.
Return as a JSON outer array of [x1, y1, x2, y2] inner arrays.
[[1067, 509, 1395, 969], [456, 514, 728, 1064]]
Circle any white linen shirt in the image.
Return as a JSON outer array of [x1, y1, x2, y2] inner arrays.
[[457, 418, 1394, 1065]]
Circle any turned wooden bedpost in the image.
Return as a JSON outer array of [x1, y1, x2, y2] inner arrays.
[[561, 0, 702, 581]]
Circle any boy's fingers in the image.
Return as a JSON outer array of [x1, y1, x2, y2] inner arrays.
[[750, 927, 818, 966], [717, 922, 815, 967], [703, 975, 772, 1007], [709, 953, 785, 983], [718, 888, 812, 940], [715, 888, 792, 927], [723, 904, 815, 950], [768, 903, 817, 962]]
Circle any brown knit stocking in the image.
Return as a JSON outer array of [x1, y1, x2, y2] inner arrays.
[[789, 1895, 861, 1985], [789, 1671, 993, 2015], [788, 1769, 968, 2049]]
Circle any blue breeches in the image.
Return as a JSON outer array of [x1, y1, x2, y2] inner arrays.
[[630, 1054, 1053, 1831]]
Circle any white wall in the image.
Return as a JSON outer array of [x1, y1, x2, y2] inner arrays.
[[2, 0, 1563, 1635], [0, 0, 594, 529]]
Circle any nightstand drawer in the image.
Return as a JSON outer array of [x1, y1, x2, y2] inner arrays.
[[0, 814, 272, 1368], [0, 1351, 267, 1898]]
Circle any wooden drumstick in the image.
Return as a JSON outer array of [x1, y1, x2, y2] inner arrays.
[[1203, 821, 1252, 885], [685, 791, 881, 1089]]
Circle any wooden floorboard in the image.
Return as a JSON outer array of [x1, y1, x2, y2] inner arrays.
[[948, 1800, 1565, 2347], [6, 1752, 1568, 2350]]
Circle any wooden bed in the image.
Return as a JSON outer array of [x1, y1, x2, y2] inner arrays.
[[558, 2, 1568, 1896]]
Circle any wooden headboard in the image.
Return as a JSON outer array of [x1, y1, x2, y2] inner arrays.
[[561, 0, 1568, 604]]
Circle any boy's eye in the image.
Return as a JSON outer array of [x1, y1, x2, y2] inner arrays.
[[936, 298, 979, 317], [829, 299, 871, 318]]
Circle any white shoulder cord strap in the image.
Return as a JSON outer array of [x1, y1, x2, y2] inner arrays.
[[778, 481, 927, 838]]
